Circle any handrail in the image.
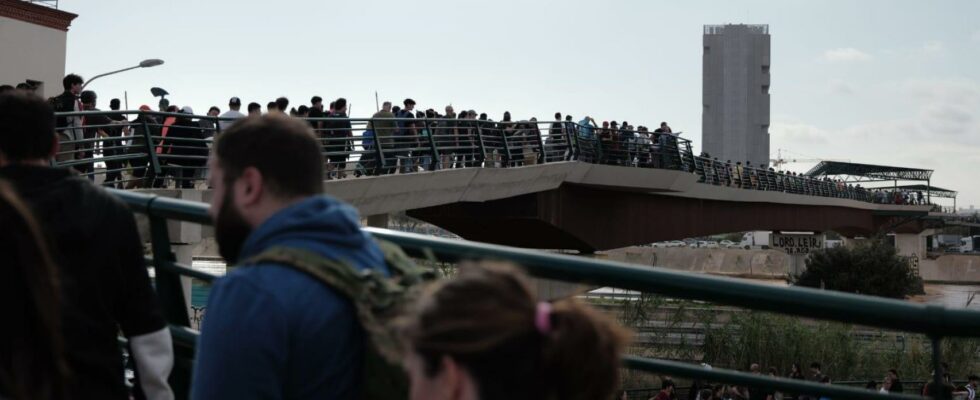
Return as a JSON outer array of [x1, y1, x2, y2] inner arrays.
[[58, 110, 938, 207], [110, 189, 977, 400]]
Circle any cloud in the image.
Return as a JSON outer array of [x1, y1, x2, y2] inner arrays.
[[828, 79, 855, 95], [821, 48, 872, 62], [972, 31, 980, 43], [918, 40, 945, 55], [770, 121, 830, 145]]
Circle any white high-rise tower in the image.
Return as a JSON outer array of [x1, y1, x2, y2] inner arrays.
[[702, 24, 771, 167]]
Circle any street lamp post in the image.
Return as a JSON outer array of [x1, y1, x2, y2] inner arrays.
[[80, 58, 164, 90]]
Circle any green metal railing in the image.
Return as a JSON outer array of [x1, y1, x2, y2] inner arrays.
[[112, 189, 980, 400], [54, 110, 940, 205]]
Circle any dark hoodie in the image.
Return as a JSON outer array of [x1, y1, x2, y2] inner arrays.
[[192, 195, 388, 400]]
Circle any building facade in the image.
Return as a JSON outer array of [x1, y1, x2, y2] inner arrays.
[[702, 24, 771, 168], [0, 0, 76, 98]]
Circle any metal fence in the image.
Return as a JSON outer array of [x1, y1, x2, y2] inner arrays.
[[54, 110, 934, 206], [111, 189, 980, 400]]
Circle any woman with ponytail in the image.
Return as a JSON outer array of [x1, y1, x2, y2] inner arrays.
[[400, 262, 631, 400]]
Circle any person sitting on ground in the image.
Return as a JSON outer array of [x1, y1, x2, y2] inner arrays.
[[651, 379, 675, 400], [399, 261, 630, 400], [0, 180, 69, 400], [964, 374, 977, 400], [880, 376, 893, 394], [887, 368, 904, 393], [192, 114, 389, 399], [0, 91, 173, 400]]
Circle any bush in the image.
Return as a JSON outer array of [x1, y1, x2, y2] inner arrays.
[[791, 238, 923, 298]]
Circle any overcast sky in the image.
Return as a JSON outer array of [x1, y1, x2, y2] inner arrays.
[[60, 0, 980, 207]]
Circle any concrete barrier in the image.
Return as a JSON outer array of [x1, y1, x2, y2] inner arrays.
[[603, 247, 791, 279], [919, 255, 980, 284]]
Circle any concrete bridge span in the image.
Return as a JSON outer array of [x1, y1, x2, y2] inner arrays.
[[138, 162, 931, 252]]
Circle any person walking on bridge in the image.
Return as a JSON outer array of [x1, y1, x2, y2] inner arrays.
[[0, 92, 174, 400], [370, 101, 397, 174], [193, 114, 389, 399]]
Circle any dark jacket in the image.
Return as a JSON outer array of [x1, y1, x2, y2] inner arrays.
[[192, 196, 388, 399], [50, 90, 78, 128], [324, 112, 353, 152], [0, 165, 166, 400], [165, 116, 208, 165]]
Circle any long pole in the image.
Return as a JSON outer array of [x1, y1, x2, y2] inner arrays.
[[124, 91, 129, 110], [374, 91, 379, 112], [80, 65, 141, 90]]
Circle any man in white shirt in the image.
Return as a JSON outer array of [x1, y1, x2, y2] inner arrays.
[[217, 97, 246, 131]]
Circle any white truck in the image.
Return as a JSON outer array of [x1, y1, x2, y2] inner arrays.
[[962, 236, 980, 253], [739, 231, 771, 249]]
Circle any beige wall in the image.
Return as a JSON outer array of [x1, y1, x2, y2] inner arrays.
[[0, 14, 67, 98], [919, 255, 980, 284]]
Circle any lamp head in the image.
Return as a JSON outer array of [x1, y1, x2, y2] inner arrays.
[[140, 59, 164, 68]]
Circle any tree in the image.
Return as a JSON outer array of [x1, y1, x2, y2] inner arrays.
[[790, 238, 923, 298]]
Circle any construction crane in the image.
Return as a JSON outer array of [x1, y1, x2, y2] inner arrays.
[[769, 149, 848, 170]]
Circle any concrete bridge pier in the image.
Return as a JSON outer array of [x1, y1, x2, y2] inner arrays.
[[134, 189, 206, 322], [173, 244, 195, 319]]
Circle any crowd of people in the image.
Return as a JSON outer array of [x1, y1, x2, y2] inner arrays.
[[691, 154, 938, 206], [0, 90, 632, 400], [12, 74, 942, 209], [633, 362, 978, 400], [27, 74, 692, 187]]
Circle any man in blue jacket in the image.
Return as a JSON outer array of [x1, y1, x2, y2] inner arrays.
[[192, 114, 388, 399]]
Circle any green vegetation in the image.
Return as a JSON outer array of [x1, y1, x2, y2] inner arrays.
[[791, 237, 923, 298], [611, 294, 980, 388]]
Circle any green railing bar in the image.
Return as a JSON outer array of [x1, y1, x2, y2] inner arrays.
[[122, 191, 212, 225], [622, 356, 922, 400], [145, 257, 217, 282], [111, 189, 980, 337], [364, 227, 980, 338]]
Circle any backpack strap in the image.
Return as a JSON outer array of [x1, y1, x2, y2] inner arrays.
[[241, 245, 413, 362]]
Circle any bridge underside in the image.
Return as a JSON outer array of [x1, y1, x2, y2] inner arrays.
[[409, 184, 928, 252]]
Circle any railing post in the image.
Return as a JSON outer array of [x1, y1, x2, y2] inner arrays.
[[149, 216, 190, 326], [142, 117, 162, 179], [373, 121, 387, 175], [570, 123, 582, 161], [475, 121, 488, 166], [930, 335, 947, 399], [535, 122, 546, 164], [500, 124, 511, 168], [424, 119, 440, 170], [594, 129, 604, 164]]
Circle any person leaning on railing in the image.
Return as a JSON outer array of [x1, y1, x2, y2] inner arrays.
[[399, 261, 631, 400]]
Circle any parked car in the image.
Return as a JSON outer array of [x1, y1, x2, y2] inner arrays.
[[719, 240, 736, 248], [652, 242, 669, 248], [705, 241, 720, 248], [668, 240, 686, 248]]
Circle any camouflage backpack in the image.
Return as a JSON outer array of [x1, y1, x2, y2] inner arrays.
[[243, 239, 437, 400]]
